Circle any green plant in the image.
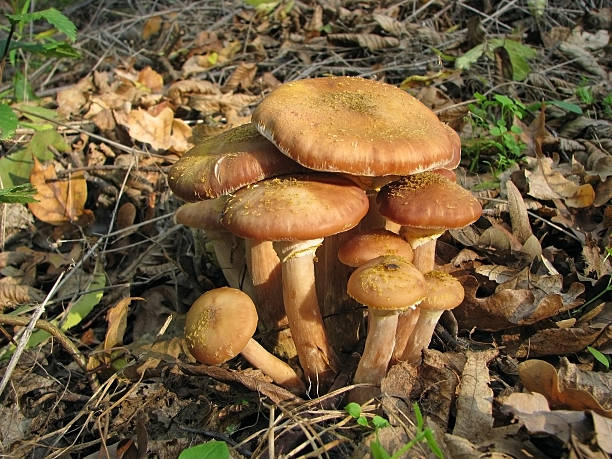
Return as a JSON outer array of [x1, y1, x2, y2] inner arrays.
[[345, 401, 443, 459], [464, 92, 529, 177], [0, 2, 78, 195], [587, 346, 610, 370], [178, 440, 230, 459]]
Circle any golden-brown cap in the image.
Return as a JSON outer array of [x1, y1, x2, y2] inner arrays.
[[338, 229, 414, 267], [252, 77, 460, 177], [221, 174, 369, 241], [174, 197, 227, 230], [347, 255, 426, 311], [168, 123, 303, 201], [377, 172, 482, 229], [421, 271, 465, 311], [184, 287, 258, 365]]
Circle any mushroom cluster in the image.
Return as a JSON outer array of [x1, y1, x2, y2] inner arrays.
[[169, 76, 481, 398]]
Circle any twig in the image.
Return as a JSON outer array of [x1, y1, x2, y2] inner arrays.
[[0, 272, 98, 396]]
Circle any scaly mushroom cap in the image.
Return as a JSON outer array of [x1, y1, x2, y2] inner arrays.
[[338, 229, 414, 267], [421, 271, 465, 312], [221, 174, 369, 241], [252, 77, 460, 176], [184, 287, 258, 365], [377, 172, 482, 229], [347, 255, 426, 311], [168, 123, 303, 201]]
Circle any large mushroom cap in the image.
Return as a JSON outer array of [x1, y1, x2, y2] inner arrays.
[[347, 255, 426, 311], [168, 123, 302, 201], [377, 172, 482, 229], [174, 197, 227, 230], [184, 287, 258, 365], [221, 174, 369, 241], [252, 76, 460, 176]]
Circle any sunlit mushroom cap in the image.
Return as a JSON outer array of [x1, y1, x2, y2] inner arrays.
[[252, 77, 460, 177], [421, 271, 465, 312], [377, 172, 482, 229], [220, 174, 369, 241], [168, 123, 303, 201], [338, 229, 414, 267], [347, 255, 426, 311], [184, 287, 258, 365]]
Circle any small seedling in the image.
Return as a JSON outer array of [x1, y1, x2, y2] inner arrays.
[[344, 402, 443, 459], [178, 440, 230, 459], [587, 346, 610, 370]]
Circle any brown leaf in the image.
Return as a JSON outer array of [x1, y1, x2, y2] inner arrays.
[[104, 297, 140, 353], [0, 283, 45, 311], [142, 16, 162, 40], [506, 180, 533, 244], [452, 349, 498, 442], [222, 62, 257, 93], [518, 359, 612, 417], [512, 327, 601, 358], [28, 159, 88, 225], [137, 66, 164, 93], [327, 33, 399, 51]]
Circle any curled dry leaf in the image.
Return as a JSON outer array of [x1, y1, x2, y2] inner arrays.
[[222, 62, 257, 93], [327, 33, 400, 51], [454, 271, 585, 331], [137, 66, 164, 93], [511, 326, 602, 358], [28, 158, 89, 225], [505, 179, 532, 244], [518, 359, 612, 417], [0, 283, 45, 311]]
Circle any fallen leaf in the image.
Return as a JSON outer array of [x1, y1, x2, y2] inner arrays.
[[453, 349, 497, 442], [142, 16, 162, 40], [222, 62, 257, 93], [506, 179, 533, 244], [137, 66, 164, 93], [518, 359, 612, 417], [327, 33, 399, 51], [105, 297, 139, 353], [28, 158, 89, 225]]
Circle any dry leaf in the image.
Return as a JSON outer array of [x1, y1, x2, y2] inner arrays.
[[0, 283, 45, 311], [222, 62, 257, 93], [327, 33, 399, 51], [142, 16, 162, 40], [452, 349, 497, 442], [28, 159, 89, 225], [505, 180, 532, 244], [518, 359, 612, 417], [104, 297, 140, 353], [137, 66, 164, 92], [512, 326, 602, 358]]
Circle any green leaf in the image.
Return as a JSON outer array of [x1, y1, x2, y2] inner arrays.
[[370, 439, 392, 459], [413, 403, 424, 430], [345, 402, 362, 419], [8, 8, 77, 41], [501, 40, 536, 81], [455, 44, 484, 71], [60, 267, 106, 332], [357, 416, 370, 427], [587, 346, 610, 369], [179, 440, 230, 459], [424, 429, 444, 459], [0, 183, 38, 203], [0, 104, 18, 140], [548, 100, 583, 115], [371, 415, 390, 430], [14, 72, 37, 102], [7, 39, 80, 58]]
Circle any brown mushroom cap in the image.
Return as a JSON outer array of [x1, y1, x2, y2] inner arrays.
[[252, 77, 460, 177], [347, 255, 426, 311], [421, 271, 465, 312], [377, 172, 482, 229], [168, 123, 303, 201], [174, 197, 226, 230], [338, 229, 414, 267], [221, 174, 369, 241], [184, 287, 258, 365]]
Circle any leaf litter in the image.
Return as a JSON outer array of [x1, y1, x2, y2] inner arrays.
[[0, 1, 610, 458]]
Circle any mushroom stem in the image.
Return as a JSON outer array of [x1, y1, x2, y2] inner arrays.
[[245, 239, 296, 358], [411, 239, 437, 273], [240, 338, 305, 393], [275, 238, 338, 389], [391, 307, 420, 364], [400, 309, 444, 364], [206, 229, 253, 294], [351, 311, 398, 404]]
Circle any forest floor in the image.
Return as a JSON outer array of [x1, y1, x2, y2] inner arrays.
[[0, 1, 610, 458]]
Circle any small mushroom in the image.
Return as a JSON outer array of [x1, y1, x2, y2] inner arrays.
[[346, 255, 426, 403], [184, 287, 305, 393], [399, 271, 465, 364], [337, 229, 414, 267]]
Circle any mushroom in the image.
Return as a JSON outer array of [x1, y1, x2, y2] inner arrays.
[[346, 255, 426, 403], [399, 271, 465, 364], [221, 174, 369, 388], [377, 172, 482, 273], [337, 229, 414, 267], [184, 287, 305, 393], [168, 123, 303, 201]]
